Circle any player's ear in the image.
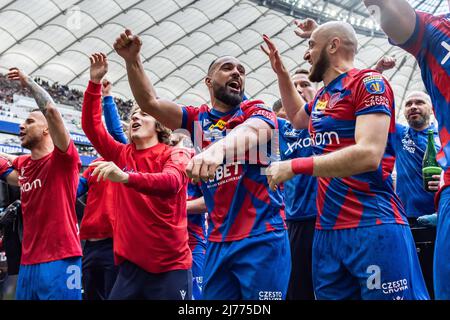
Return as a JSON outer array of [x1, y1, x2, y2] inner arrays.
[[205, 76, 212, 89], [329, 37, 340, 54]]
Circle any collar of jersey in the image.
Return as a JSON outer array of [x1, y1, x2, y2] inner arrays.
[[324, 69, 355, 91], [131, 142, 165, 153], [408, 124, 437, 136], [210, 105, 240, 118]]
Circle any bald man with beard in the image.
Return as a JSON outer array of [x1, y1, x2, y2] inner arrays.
[[391, 91, 440, 299], [262, 21, 429, 299]]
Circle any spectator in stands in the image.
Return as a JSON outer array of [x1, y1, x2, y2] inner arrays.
[[0, 73, 133, 120]]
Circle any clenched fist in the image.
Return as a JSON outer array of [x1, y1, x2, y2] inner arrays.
[[294, 19, 319, 39], [266, 160, 295, 191], [113, 29, 142, 62]]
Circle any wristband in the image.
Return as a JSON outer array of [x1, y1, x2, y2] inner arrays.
[[291, 157, 314, 175]]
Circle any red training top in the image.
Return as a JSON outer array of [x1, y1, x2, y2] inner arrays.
[[13, 142, 82, 265], [82, 81, 191, 273], [79, 157, 115, 240]]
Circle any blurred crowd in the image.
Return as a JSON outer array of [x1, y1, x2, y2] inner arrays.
[[0, 74, 133, 121]]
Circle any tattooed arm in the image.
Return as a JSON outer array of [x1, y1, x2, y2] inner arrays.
[[7, 68, 71, 152]]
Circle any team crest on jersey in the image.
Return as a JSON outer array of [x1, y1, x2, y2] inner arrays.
[[315, 99, 328, 111], [363, 75, 385, 94], [328, 93, 341, 109]]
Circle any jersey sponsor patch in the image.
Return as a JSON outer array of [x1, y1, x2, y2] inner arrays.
[[253, 109, 275, 122], [364, 95, 390, 108], [208, 119, 227, 130], [315, 99, 328, 111], [363, 75, 386, 94]]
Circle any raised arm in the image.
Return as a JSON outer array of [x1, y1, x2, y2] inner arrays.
[[81, 53, 124, 162], [7, 68, 70, 152], [113, 29, 183, 130], [261, 35, 310, 129], [101, 79, 128, 144], [374, 56, 397, 73], [363, 0, 416, 45], [266, 113, 390, 190]]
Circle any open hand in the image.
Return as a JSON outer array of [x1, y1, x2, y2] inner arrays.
[[89, 53, 108, 84]]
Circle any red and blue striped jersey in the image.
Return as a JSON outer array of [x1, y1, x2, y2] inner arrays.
[[181, 100, 285, 242], [391, 11, 450, 185], [187, 182, 207, 251], [305, 68, 407, 230]]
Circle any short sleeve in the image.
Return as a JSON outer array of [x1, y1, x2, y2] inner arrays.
[[304, 102, 311, 116], [12, 156, 22, 172], [244, 102, 277, 129], [53, 140, 81, 170], [353, 73, 394, 118]]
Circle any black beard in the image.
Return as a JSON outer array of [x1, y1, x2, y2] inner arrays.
[[213, 82, 244, 108], [309, 47, 330, 83], [408, 113, 430, 129]]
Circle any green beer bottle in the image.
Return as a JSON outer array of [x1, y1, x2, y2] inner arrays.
[[422, 129, 442, 192]]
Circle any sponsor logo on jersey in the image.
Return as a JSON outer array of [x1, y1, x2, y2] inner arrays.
[[441, 41, 450, 65], [208, 119, 227, 131], [315, 99, 328, 111], [310, 131, 340, 147], [364, 95, 390, 108], [20, 178, 42, 193], [253, 109, 275, 122], [285, 137, 313, 155], [401, 133, 416, 154], [258, 291, 283, 300], [206, 163, 242, 188]]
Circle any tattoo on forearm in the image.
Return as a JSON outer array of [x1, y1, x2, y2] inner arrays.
[[25, 77, 55, 114]]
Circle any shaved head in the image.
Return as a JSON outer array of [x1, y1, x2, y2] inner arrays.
[[405, 91, 432, 106], [208, 56, 241, 75], [313, 21, 358, 55], [305, 21, 358, 83], [30, 110, 47, 123]]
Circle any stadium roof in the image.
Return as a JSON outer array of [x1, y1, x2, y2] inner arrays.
[[0, 0, 446, 123]]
